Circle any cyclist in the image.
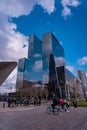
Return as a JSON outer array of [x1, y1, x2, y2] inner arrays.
[[51, 95, 60, 112], [60, 98, 64, 110]]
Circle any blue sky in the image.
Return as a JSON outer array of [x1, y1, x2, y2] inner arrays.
[[0, 0, 87, 93]]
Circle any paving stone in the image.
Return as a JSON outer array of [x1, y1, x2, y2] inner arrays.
[[0, 106, 87, 130]]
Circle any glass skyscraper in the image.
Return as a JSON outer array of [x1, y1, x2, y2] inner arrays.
[[16, 35, 42, 94], [16, 32, 82, 100], [28, 34, 42, 82], [42, 32, 66, 98]]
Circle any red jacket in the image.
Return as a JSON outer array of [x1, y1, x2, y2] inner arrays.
[[60, 98, 64, 104]]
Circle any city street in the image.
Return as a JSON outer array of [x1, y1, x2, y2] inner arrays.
[[0, 105, 87, 130]]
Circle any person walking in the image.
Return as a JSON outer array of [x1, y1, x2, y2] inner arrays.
[[60, 98, 64, 110], [64, 99, 69, 112], [72, 100, 78, 110]]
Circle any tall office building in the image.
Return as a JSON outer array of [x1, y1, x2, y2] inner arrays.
[[16, 35, 42, 94], [16, 32, 82, 100], [42, 32, 66, 98], [77, 70, 87, 100], [28, 34, 42, 82]]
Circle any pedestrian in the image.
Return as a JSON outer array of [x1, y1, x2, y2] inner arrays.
[[38, 96, 41, 106], [7, 96, 11, 107], [72, 100, 78, 110], [34, 96, 37, 106], [60, 98, 64, 110], [3, 102, 5, 108], [64, 99, 69, 112]]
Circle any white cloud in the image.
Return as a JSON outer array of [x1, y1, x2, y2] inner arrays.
[[66, 65, 74, 72], [0, 0, 37, 18], [33, 60, 42, 71], [37, 0, 55, 14], [0, 0, 55, 93], [78, 56, 87, 65], [0, 0, 56, 61], [0, 12, 28, 61], [24, 70, 30, 81], [0, 0, 55, 18], [61, 0, 80, 7], [61, 0, 80, 18], [0, 0, 81, 93], [86, 73, 87, 77], [43, 74, 49, 84], [33, 54, 42, 58], [62, 6, 72, 17], [55, 57, 65, 67]]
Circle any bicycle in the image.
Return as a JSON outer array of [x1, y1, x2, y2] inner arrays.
[[46, 105, 59, 115]]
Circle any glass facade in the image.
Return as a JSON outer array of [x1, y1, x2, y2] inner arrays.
[[49, 54, 57, 95], [16, 32, 82, 100], [42, 32, 66, 98], [16, 35, 42, 92], [28, 34, 42, 82], [56, 66, 66, 98], [16, 58, 27, 91], [42, 33, 52, 85], [77, 70, 87, 99]]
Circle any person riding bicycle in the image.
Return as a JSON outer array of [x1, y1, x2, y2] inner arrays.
[[51, 95, 60, 112]]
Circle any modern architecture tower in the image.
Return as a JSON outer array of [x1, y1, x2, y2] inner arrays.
[[16, 35, 42, 94], [28, 34, 42, 82], [42, 32, 66, 98], [16, 32, 83, 100]]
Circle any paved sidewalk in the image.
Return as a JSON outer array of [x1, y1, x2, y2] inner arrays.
[[0, 101, 50, 108], [0, 105, 87, 130], [0, 101, 50, 112]]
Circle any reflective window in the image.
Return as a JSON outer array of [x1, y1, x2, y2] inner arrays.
[[42, 32, 66, 98]]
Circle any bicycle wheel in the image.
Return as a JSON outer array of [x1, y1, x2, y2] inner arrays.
[[46, 106, 51, 114], [54, 107, 59, 115]]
